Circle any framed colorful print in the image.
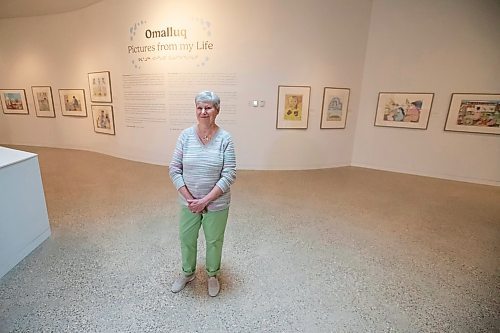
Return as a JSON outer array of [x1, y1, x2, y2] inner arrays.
[[444, 93, 500, 135], [276, 85, 311, 129], [59, 89, 87, 117], [91, 105, 116, 135], [0, 89, 29, 115], [374, 92, 434, 130], [88, 71, 112, 103], [320, 87, 350, 129], [31, 86, 55, 118]]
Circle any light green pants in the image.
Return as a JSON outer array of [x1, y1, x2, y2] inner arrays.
[[179, 206, 229, 277]]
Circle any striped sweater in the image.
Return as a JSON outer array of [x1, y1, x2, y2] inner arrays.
[[169, 126, 236, 211]]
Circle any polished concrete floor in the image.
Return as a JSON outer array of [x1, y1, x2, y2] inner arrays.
[[0, 146, 499, 332]]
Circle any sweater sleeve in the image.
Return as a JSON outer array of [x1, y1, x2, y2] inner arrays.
[[169, 132, 186, 190], [216, 136, 236, 193]]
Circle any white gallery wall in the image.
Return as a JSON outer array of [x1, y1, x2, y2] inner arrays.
[[352, 0, 500, 185], [0, 0, 499, 185], [0, 0, 372, 169]]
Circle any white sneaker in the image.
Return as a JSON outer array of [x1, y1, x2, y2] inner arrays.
[[171, 274, 195, 293], [208, 276, 220, 297]]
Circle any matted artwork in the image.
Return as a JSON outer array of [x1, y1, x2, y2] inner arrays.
[[374, 92, 434, 130], [88, 71, 112, 103], [444, 93, 500, 135], [91, 105, 115, 135], [276, 85, 311, 129], [0, 89, 29, 115], [31, 86, 55, 118], [320, 87, 350, 129], [59, 89, 87, 117]]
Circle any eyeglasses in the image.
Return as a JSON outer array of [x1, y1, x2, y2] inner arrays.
[[196, 106, 215, 112]]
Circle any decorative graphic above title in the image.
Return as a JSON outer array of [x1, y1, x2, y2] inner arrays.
[[127, 19, 215, 69]]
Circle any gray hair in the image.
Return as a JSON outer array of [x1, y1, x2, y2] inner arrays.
[[195, 91, 220, 110]]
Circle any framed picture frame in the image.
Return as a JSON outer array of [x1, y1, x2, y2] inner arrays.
[[91, 105, 116, 135], [0, 89, 29, 115], [88, 71, 112, 103], [276, 85, 311, 129], [444, 93, 500, 135], [31, 86, 55, 118], [374, 92, 434, 130], [59, 89, 87, 117], [320, 87, 350, 129]]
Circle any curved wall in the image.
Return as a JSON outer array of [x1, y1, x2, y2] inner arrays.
[[1, 0, 499, 185], [0, 0, 372, 169]]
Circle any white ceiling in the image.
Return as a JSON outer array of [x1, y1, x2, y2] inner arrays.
[[0, 0, 103, 19]]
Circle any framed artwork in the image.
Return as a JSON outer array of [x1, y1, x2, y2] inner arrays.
[[0, 89, 29, 115], [88, 71, 112, 103], [320, 87, 350, 129], [276, 85, 311, 129], [31, 86, 55, 117], [59, 89, 87, 117], [91, 105, 115, 135], [444, 93, 500, 135], [374, 92, 434, 130]]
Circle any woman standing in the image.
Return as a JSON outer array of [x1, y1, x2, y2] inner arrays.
[[169, 91, 236, 297]]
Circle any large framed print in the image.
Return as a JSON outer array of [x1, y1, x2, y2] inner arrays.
[[91, 105, 116, 135], [88, 71, 112, 103], [0, 89, 29, 115], [444, 93, 500, 135], [320, 87, 350, 129], [374, 92, 434, 130], [276, 85, 310, 129], [59, 89, 87, 117], [31, 86, 55, 117]]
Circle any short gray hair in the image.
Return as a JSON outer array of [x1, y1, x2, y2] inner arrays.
[[195, 91, 220, 110]]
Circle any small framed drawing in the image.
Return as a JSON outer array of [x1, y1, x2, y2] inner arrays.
[[59, 89, 87, 117], [276, 85, 311, 129], [91, 105, 115, 135], [320, 87, 350, 129], [374, 92, 434, 130], [444, 93, 500, 135], [0, 89, 29, 115], [88, 71, 112, 103], [31, 86, 55, 117]]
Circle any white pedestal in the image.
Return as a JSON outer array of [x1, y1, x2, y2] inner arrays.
[[0, 146, 51, 279]]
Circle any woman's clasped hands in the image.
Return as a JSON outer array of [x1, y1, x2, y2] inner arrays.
[[187, 198, 208, 214]]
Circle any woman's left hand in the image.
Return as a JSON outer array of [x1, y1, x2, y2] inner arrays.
[[187, 198, 208, 214]]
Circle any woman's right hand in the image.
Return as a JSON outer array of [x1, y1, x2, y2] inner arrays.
[[187, 198, 208, 214]]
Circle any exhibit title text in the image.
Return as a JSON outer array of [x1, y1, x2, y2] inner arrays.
[[127, 41, 213, 54], [127, 21, 215, 66], [128, 24, 214, 54], [145, 26, 187, 39]]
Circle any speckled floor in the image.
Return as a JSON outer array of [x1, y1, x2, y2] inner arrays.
[[0, 146, 499, 332]]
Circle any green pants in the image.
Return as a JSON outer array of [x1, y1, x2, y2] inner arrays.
[[179, 206, 229, 277]]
